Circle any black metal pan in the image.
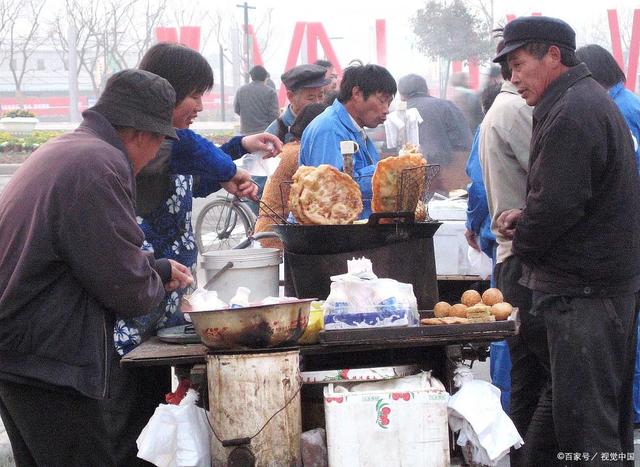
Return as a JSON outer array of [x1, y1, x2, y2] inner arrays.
[[270, 212, 441, 255]]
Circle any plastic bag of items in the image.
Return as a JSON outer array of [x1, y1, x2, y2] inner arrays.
[[324, 257, 418, 329], [448, 365, 523, 466], [137, 389, 212, 467]]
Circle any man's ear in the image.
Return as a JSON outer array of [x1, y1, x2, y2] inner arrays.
[[286, 89, 295, 103], [547, 45, 563, 66], [351, 86, 363, 102]]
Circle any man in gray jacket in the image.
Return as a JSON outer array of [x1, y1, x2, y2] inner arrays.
[[0, 69, 193, 466], [234, 65, 280, 135]]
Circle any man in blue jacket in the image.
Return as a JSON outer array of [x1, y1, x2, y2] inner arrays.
[[299, 63, 397, 219]]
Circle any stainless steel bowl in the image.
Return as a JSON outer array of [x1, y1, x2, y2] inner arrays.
[[181, 298, 314, 349]]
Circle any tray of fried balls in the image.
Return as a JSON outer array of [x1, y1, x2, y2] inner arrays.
[[421, 288, 517, 326]]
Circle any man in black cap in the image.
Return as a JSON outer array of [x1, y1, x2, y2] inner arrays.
[[0, 69, 193, 466], [265, 63, 330, 143], [494, 16, 640, 465]]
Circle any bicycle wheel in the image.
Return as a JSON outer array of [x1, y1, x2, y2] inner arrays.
[[195, 199, 254, 252]]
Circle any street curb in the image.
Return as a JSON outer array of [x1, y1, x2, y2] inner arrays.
[[0, 165, 20, 175]]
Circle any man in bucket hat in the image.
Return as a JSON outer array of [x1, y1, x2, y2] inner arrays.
[[0, 69, 193, 466], [494, 16, 640, 465]]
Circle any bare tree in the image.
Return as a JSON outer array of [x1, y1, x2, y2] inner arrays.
[[50, 0, 105, 97], [0, 0, 19, 66], [7, 0, 46, 104]]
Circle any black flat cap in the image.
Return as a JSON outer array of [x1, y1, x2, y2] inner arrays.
[[89, 69, 178, 140], [493, 16, 576, 63], [281, 64, 330, 91]]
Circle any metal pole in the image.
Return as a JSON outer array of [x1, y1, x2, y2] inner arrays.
[[67, 24, 80, 122], [220, 45, 226, 121], [236, 2, 255, 83]]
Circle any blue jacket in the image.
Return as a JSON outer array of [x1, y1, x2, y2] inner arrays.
[[465, 128, 495, 259], [609, 82, 640, 174], [299, 100, 378, 218]]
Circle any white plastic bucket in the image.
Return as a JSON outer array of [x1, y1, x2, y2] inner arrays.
[[201, 248, 282, 302]]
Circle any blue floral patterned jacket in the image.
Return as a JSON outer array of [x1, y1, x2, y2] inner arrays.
[[114, 130, 243, 355]]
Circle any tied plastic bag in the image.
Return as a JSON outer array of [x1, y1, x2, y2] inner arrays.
[[137, 389, 212, 467], [467, 246, 493, 280]]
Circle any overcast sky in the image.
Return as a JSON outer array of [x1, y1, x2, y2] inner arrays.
[[203, 0, 639, 81]]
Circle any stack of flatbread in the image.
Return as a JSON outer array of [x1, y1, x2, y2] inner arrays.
[[372, 153, 427, 215], [289, 164, 363, 225]]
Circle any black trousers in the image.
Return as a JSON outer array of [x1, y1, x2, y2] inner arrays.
[[98, 354, 171, 467], [494, 256, 549, 467], [0, 379, 115, 467], [523, 291, 638, 467]]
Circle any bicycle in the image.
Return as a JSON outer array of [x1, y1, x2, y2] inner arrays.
[[194, 193, 256, 253]]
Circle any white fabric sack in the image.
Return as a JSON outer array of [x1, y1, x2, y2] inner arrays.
[[137, 389, 212, 467]]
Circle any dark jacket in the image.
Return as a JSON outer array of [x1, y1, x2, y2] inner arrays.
[[513, 63, 640, 297], [234, 81, 280, 135], [405, 93, 472, 165], [0, 110, 169, 398]]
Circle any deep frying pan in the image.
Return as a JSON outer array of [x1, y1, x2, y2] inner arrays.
[[270, 212, 441, 255]]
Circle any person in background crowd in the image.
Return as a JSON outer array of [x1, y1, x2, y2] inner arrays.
[[0, 69, 193, 466], [254, 103, 329, 249], [495, 17, 640, 465], [299, 63, 396, 219], [576, 43, 640, 430], [234, 65, 280, 135], [397, 74, 472, 194], [102, 43, 281, 467], [464, 81, 501, 261], [323, 89, 339, 106], [265, 64, 330, 144], [576, 44, 640, 172], [265, 71, 276, 90], [451, 71, 484, 133], [315, 58, 339, 94], [480, 39, 536, 467]]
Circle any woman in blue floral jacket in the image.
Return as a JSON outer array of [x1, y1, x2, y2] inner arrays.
[[102, 43, 281, 466]]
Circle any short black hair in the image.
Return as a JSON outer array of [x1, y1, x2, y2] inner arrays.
[[481, 82, 503, 114], [249, 65, 268, 82], [337, 63, 396, 103], [139, 43, 214, 104], [576, 44, 626, 88], [290, 103, 328, 140], [315, 59, 333, 69]]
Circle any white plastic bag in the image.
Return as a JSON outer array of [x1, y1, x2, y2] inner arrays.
[[448, 366, 523, 466], [467, 246, 493, 280], [137, 389, 212, 467]]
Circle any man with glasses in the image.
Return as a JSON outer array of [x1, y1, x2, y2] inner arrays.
[[299, 63, 396, 218]]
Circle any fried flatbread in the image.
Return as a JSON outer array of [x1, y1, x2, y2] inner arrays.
[[372, 154, 426, 213], [421, 316, 470, 325], [289, 164, 363, 225]]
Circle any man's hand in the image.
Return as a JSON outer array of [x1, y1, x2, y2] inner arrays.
[[241, 133, 282, 158], [221, 168, 259, 201], [496, 208, 523, 239], [165, 259, 194, 292], [464, 229, 481, 251]]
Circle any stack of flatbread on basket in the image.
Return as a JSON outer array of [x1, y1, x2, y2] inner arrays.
[[289, 164, 363, 225]]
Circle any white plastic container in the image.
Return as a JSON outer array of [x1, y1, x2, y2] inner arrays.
[[432, 220, 474, 276], [324, 379, 450, 467], [201, 248, 282, 303]]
